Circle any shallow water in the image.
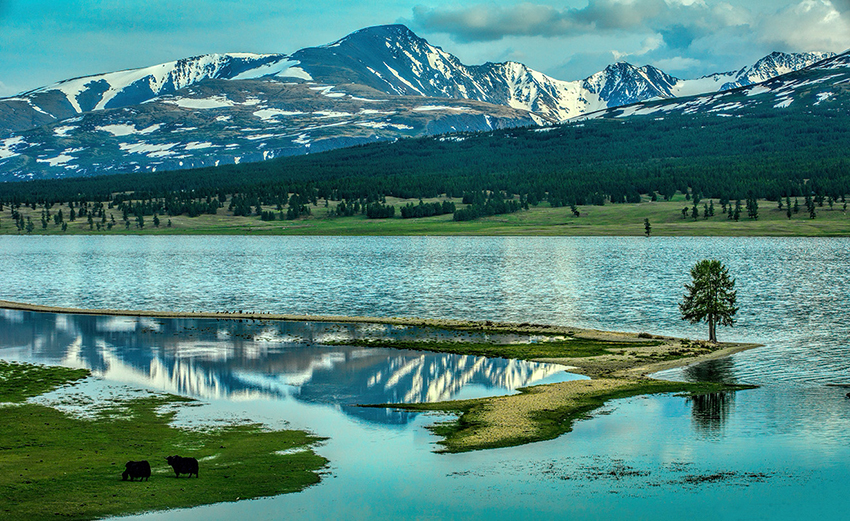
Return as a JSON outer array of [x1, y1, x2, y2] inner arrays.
[[0, 311, 580, 425], [2, 235, 849, 520]]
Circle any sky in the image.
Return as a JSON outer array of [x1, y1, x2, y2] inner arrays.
[[1, 0, 849, 97]]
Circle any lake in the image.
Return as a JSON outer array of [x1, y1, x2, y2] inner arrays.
[[1, 235, 849, 520]]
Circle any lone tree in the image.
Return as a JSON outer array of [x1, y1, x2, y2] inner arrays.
[[680, 259, 738, 343]]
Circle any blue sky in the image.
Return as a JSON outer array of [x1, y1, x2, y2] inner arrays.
[[1, 0, 848, 97]]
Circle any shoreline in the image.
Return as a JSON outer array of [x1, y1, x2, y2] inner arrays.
[[3, 195, 850, 237], [1, 299, 762, 453], [0, 298, 761, 377]]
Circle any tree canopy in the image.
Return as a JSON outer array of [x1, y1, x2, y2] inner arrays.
[[680, 259, 739, 343]]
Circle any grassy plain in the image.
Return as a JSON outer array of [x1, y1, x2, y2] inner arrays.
[[3, 194, 850, 236], [0, 361, 328, 521]]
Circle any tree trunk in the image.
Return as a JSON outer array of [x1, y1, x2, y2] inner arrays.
[[708, 316, 717, 343]]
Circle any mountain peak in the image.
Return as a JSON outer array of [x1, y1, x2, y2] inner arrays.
[[2, 23, 845, 181], [325, 24, 423, 48]]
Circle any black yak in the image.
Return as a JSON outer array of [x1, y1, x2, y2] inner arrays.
[[166, 455, 199, 478], [122, 460, 151, 481]]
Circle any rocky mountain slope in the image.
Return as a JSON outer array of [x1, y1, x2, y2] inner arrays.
[[0, 24, 837, 181], [579, 50, 850, 121]]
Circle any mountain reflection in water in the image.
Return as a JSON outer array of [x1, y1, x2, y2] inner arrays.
[[0, 309, 580, 424]]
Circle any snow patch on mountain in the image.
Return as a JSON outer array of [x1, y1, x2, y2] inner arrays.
[[357, 121, 413, 130], [253, 108, 306, 121], [97, 124, 137, 136], [814, 92, 834, 105], [230, 59, 312, 81], [54, 125, 77, 137], [184, 142, 217, 150], [413, 105, 470, 111], [37, 154, 76, 167], [165, 96, 235, 109], [119, 142, 178, 158], [0, 136, 25, 159]]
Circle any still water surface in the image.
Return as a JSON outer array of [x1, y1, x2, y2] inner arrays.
[[1, 236, 849, 520]]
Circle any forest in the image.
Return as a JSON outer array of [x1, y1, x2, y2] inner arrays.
[[0, 103, 848, 222]]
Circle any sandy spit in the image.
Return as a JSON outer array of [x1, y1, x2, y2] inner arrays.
[[0, 299, 611, 335]]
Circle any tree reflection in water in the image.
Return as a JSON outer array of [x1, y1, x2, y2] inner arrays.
[[687, 391, 734, 437], [681, 358, 738, 436], [682, 357, 737, 384]]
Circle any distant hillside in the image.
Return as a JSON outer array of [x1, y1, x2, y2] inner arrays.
[[2, 51, 848, 211], [0, 24, 834, 182]]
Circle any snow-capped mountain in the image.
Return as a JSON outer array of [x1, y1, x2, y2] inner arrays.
[[1, 25, 834, 133], [0, 53, 303, 134], [671, 51, 836, 98], [578, 51, 850, 121], [0, 24, 840, 181]]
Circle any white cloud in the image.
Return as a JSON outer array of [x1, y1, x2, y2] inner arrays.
[[651, 55, 703, 71], [757, 0, 850, 52], [409, 1, 750, 42], [613, 34, 664, 60], [410, 0, 847, 80]]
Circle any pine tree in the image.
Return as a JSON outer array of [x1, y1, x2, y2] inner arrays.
[[644, 218, 651, 237], [680, 260, 738, 343], [746, 197, 759, 220]]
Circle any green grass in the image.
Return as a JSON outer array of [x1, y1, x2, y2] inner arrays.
[[0, 361, 89, 402], [0, 362, 328, 521], [389, 381, 755, 453], [326, 337, 661, 360], [5, 195, 850, 236]]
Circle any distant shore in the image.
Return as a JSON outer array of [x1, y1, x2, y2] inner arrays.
[[2, 196, 849, 237]]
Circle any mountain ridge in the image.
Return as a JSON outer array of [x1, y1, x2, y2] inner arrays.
[[2, 24, 835, 132], [0, 24, 841, 181]]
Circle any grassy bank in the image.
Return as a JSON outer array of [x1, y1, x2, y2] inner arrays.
[[387, 379, 753, 453], [346, 331, 760, 453], [327, 337, 651, 359], [0, 302, 760, 458], [328, 331, 746, 379], [0, 361, 328, 521], [4, 194, 850, 236]]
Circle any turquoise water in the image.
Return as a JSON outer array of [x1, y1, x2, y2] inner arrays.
[[1, 236, 849, 520]]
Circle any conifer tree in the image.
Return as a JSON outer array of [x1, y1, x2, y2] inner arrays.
[[680, 260, 738, 343]]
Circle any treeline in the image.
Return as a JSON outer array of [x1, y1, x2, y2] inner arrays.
[[1, 101, 849, 217], [399, 200, 455, 218], [454, 192, 525, 221]]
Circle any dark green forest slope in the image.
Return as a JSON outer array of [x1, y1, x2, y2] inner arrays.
[[1, 51, 849, 210]]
